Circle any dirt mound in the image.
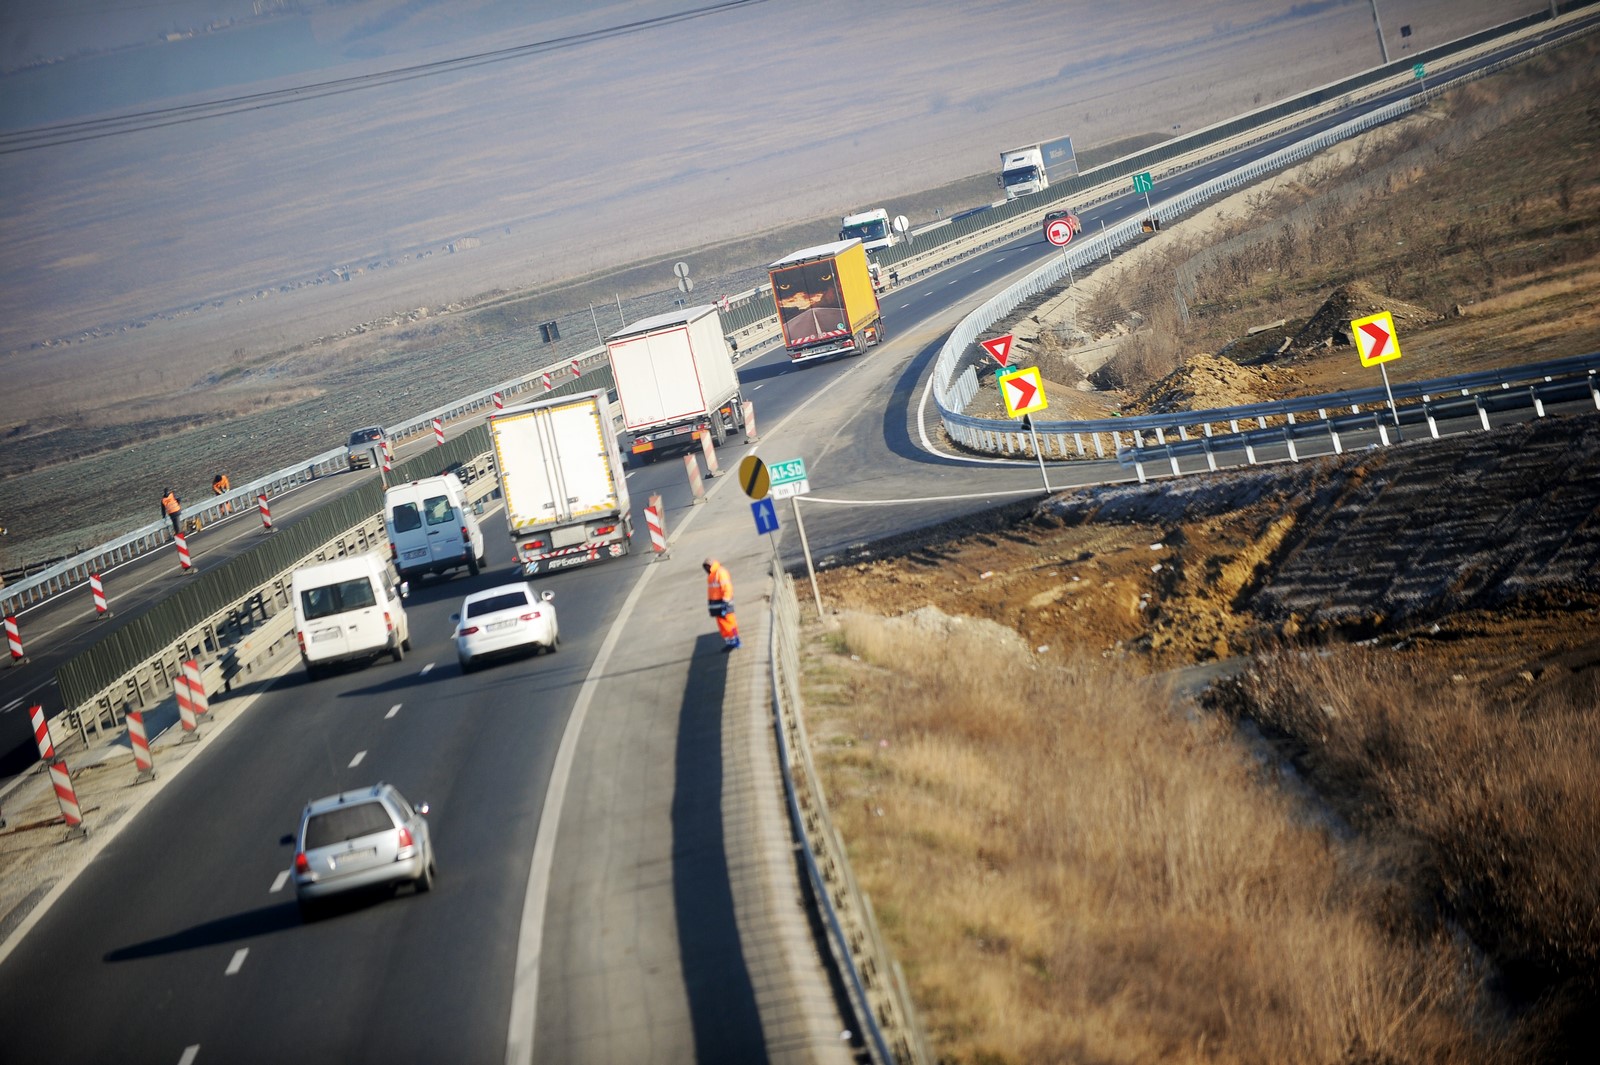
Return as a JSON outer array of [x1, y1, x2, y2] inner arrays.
[[1124, 352, 1301, 414], [1287, 281, 1441, 354]]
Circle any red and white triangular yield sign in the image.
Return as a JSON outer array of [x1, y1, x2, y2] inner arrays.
[[1350, 310, 1402, 367], [979, 333, 1014, 367], [998, 365, 1048, 418]]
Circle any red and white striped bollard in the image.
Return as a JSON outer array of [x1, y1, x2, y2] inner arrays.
[[541, 371, 553, 392], [49, 761, 87, 839], [645, 494, 668, 560], [127, 708, 156, 783], [6, 615, 24, 665], [30, 704, 55, 761], [742, 399, 758, 443], [175, 659, 209, 739], [382, 440, 393, 472], [698, 426, 719, 477], [91, 573, 110, 619], [258, 493, 275, 532], [433, 417, 444, 446], [683, 453, 705, 504], [570, 358, 581, 378], [493, 391, 504, 410], [174, 532, 194, 573]]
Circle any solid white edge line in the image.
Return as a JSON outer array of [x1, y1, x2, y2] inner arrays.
[[225, 948, 248, 975]]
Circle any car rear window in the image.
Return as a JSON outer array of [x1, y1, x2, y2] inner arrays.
[[423, 494, 455, 527], [305, 801, 394, 848], [467, 591, 529, 618], [348, 428, 384, 445], [391, 502, 421, 533], [300, 577, 379, 620]]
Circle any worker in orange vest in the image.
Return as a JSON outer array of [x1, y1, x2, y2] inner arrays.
[[212, 471, 233, 514], [704, 557, 740, 651], [160, 488, 182, 536]]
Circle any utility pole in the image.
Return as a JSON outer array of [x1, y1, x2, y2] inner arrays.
[[1369, 0, 1390, 64]]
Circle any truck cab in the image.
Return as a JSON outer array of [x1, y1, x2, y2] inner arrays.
[[999, 147, 1047, 199], [840, 208, 899, 253]]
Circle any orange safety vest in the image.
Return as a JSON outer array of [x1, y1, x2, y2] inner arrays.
[[705, 560, 733, 604], [162, 492, 181, 515]]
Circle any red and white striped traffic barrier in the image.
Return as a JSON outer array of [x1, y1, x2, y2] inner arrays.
[[127, 708, 156, 783], [382, 440, 393, 473], [174, 532, 194, 573], [6, 615, 24, 665], [433, 417, 445, 446], [698, 426, 719, 477], [541, 371, 553, 392], [175, 660, 209, 738], [91, 573, 110, 619], [49, 761, 86, 839], [646, 493, 668, 559], [570, 358, 581, 378], [30, 704, 55, 761], [683, 453, 705, 504], [742, 399, 758, 443], [493, 391, 504, 410], [258, 493, 275, 532]]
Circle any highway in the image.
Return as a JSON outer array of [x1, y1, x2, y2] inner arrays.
[[2, 18, 1596, 1058]]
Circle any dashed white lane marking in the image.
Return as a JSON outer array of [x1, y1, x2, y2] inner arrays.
[[270, 870, 289, 893], [348, 751, 366, 768], [386, 704, 401, 719], [225, 948, 248, 975], [178, 1046, 200, 1065], [419, 664, 434, 677]]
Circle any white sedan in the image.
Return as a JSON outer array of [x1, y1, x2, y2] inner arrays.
[[453, 582, 559, 673]]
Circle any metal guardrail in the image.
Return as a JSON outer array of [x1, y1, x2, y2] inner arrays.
[[769, 569, 930, 1065]]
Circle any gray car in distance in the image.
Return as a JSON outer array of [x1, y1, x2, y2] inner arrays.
[[292, 783, 435, 920]]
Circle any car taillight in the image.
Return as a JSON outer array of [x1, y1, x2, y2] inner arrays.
[[294, 852, 309, 873], [461, 525, 470, 542], [521, 539, 545, 551], [383, 611, 394, 633], [520, 611, 541, 622], [296, 632, 307, 653], [388, 542, 398, 562], [459, 625, 480, 636], [397, 826, 414, 849], [593, 524, 616, 536]]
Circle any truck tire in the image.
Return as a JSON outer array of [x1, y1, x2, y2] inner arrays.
[[712, 417, 727, 447], [467, 552, 480, 577]]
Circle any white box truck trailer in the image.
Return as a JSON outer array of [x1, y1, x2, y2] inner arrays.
[[606, 305, 744, 465], [489, 388, 633, 576]]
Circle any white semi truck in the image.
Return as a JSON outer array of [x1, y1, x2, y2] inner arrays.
[[998, 135, 1077, 200], [606, 305, 745, 465], [839, 207, 906, 253], [489, 388, 632, 576]]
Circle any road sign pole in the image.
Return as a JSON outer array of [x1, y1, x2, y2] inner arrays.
[[1026, 419, 1051, 492], [791, 497, 824, 620], [1379, 363, 1403, 439]]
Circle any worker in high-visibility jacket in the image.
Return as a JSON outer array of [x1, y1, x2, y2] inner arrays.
[[160, 488, 182, 536], [703, 557, 741, 651], [212, 471, 233, 514]]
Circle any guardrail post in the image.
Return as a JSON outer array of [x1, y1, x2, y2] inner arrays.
[[1244, 437, 1258, 465], [1283, 426, 1299, 463], [1528, 384, 1545, 418], [1376, 414, 1391, 447], [1425, 401, 1440, 439], [1328, 421, 1343, 455], [1203, 437, 1218, 472], [1168, 446, 1182, 478]]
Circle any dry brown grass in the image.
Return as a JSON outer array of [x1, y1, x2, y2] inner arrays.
[[806, 611, 1528, 1064], [1212, 647, 1600, 1043]]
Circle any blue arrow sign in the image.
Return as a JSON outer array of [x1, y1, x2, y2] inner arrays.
[[751, 498, 779, 535]]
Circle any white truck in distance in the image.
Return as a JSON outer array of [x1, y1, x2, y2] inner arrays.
[[839, 208, 906, 253], [489, 389, 632, 576], [998, 135, 1077, 200], [606, 304, 745, 465]]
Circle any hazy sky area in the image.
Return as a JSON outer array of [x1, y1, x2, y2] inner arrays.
[[0, 0, 1547, 411]]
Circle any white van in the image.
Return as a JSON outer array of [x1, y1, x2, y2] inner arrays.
[[292, 553, 411, 679], [384, 474, 487, 582]]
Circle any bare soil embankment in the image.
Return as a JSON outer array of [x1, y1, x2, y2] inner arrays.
[[802, 42, 1600, 1064]]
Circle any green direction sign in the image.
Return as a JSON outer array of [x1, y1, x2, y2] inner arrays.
[[767, 457, 810, 501], [1413, 62, 1426, 79], [1132, 171, 1154, 194]]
